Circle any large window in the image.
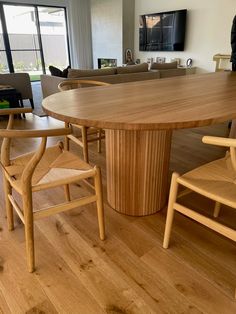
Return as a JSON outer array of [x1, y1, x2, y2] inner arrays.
[[0, 2, 70, 81], [38, 7, 69, 74], [0, 14, 9, 73]]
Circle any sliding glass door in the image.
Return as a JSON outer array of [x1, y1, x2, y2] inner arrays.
[[3, 5, 42, 80], [0, 2, 70, 80], [0, 15, 9, 73], [38, 7, 69, 74]]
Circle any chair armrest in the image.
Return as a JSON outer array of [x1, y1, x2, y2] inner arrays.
[[202, 136, 236, 148], [0, 108, 32, 116], [0, 128, 71, 138]]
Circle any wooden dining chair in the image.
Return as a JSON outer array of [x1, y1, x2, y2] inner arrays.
[[213, 54, 231, 72], [58, 79, 110, 163], [0, 108, 105, 272], [163, 135, 236, 296]]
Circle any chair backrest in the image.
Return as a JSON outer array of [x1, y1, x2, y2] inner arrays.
[[58, 79, 110, 91], [213, 54, 231, 72], [0, 73, 33, 99], [0, 107, 72, 202], [203, 135, 236, 173]]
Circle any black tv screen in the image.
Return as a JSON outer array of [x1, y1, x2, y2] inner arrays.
[[139, 9, 187, 51]]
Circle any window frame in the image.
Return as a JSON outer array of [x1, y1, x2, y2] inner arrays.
[[0, 1, 71, 77]]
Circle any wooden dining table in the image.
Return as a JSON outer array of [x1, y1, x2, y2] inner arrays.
[[42, 71, 236, 216]]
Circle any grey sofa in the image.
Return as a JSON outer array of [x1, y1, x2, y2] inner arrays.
[[41, 71, 162, 98], [0, 73, 34, 109], [40, 63, 196, 98]]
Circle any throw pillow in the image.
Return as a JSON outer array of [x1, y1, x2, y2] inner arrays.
[[151, 61, 178, 70], [62, 65, 71, 78], [49, 65, 71, 77], [49, 65, 63, 77], [116, 63, 149, 74]]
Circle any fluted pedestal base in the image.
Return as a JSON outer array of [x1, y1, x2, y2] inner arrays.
[[106, 129, 172, 216]]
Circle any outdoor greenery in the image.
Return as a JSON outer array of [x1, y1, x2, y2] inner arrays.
[[30, 74, 40, 81]]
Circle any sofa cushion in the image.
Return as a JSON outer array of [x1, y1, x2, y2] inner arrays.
[[68, 68, 117, 78], [78, 71, 161, 84], [116, 63, 149, 74], [151, 61, 178, 70]]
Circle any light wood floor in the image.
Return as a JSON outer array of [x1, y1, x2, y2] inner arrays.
[[0, 114, 235, 313]]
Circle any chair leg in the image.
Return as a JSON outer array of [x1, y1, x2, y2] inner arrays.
[[213, 201, 221, 218], [29, 98, 34, 110], [82, 126, 89, 163], [64, 122, 70, 151], [163, 172, 180, 249], [97, 129, 102, 153], [19, 98, 26, 118], [64, 185, 71, 202], [229, 119, 236, 138], [94, 166, 105, 240], [22, 192, 35, 272], [3, 176, 14, 231]]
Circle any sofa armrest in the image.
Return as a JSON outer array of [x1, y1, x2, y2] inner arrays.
[[158, 68, 186, 78], [40, 75, 67, 98], [156, 67, 196, 79], [0, 73, 33, 100]]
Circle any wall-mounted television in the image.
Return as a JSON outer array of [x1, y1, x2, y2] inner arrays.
[[139, 9, 187, 51]]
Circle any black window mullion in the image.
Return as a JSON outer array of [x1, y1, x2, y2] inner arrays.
[[0, 3, 14, 72], [10, 49, 41, 51], [34, 6, 46, 74]]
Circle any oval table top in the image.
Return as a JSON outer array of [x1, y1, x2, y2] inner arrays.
[[42, 71, 236, 131]]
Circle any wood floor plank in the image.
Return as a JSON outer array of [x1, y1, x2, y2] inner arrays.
[[141, 247, 236, 313], [0, 186, 59, 314], [64, 191, 236, 306], [30, 227, 105, 314], [62, 174, 236, 298], [0, 290, 11, 314], [35, 214, 158, 314], [61, 207, 203, 313], [164, 197, 236, 274], [65, 202, 236, 312], [102, 238, 203, 313], [131, 211, 236, 298], [0, 226, 58, 313]]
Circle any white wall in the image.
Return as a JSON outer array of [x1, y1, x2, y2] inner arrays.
[[91, 0, 123, 68], [135, 0, 236, 72], [123, 0, 135, 63]]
